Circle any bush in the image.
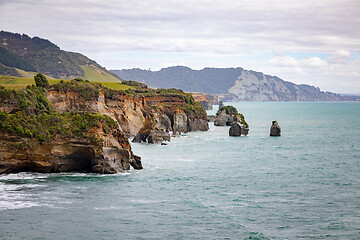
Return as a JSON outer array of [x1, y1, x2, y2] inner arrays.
[[34, 73, 49, 88], [38, 134, 45, 143], [216, 105, 238, 116]]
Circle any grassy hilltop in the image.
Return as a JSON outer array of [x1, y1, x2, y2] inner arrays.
[[0, 31, 120, 82]]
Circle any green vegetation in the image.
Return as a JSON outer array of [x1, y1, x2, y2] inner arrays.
[[0, 75, 131, 91], [122, 80, 147, 88], [0, 110, 116, 144], [216, 105, 238, 116], [51, 79, 100, 101], [0, 85, 117, 145], [0, 46, 36, 72], [81, 65, 121, 82], [0, 85, 53, 114], [0, 77, 207, 147], [34, 73, 49, 88], [0, 31, 121, 81], [98, 82, 132, 90], [181, 101, 207, 119], [216, 105, 248, 127]]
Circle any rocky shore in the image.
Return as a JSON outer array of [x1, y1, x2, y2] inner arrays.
[[0, 79, 209, 174]]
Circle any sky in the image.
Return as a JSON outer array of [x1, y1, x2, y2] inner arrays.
[[0, 0, 359, 94]]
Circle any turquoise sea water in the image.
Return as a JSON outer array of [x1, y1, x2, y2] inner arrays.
[[1, 102, 360, 239]]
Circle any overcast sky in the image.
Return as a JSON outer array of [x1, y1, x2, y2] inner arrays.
[[1, 0, 359, 93]]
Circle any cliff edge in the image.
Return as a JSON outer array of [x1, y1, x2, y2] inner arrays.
[[0, 78, 208, 173]]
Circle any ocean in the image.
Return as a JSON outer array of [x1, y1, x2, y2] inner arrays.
[[1, 102, 359, 239]]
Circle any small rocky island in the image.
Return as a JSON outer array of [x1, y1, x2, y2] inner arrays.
[[0, 75, 209, 174], [213, 105, 249, 136], [270, 120, 281, 136]]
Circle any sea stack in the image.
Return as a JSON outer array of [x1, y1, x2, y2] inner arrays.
[[270, 121, 281, 136]]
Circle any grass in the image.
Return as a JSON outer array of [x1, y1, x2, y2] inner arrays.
[[0, 75, 132, 90], [81, 65, 120, 82], [100, 82, 132, 90]]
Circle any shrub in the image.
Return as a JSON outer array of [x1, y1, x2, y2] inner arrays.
[[38, 134, 45, 143], [24, 129, 33, 138], [34, 73, 49, 88]]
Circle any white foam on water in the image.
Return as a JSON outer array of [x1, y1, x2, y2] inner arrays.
[[0, 200, 42, 210]]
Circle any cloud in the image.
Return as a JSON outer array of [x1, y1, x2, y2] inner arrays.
[[328, 50, 351, 63], [265, 50, 359, 93], [0, 0, 359, 93]]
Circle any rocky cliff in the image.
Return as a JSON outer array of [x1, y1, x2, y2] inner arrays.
[[0, 83, 142, 174], [47, 80, 209, 142], [191, 93, 218, 110], [112, 66, 359, 101], [0, 79, 208, 173], [0, 129, 142, 174]]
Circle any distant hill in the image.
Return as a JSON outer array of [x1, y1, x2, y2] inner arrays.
[[111, 66, 359, 101], [0, 31, 120, 82]]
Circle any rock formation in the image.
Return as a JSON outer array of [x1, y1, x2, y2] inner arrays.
[[207, 115, 215, 122], [191, 93, 218, 110], [270, 121, 281, 136], [229, 122, 242, 136], [0, 128, 142, 174], [1, 79, 209, 174], [229, 121, 249, 137], [47, 81, 209, 143], [213, 105, 249, 136], [214, 109, 232, 126]]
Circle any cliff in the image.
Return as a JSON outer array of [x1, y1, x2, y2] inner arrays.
[[0, 79, 208, 173], [47, 80, 209, 141], [111, 66, 359, 101], [0, 83, 141, 174], [191, 93, 219, 110], [0, 129, 142, 174]]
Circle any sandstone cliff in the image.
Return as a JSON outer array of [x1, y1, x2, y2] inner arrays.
[[0, 79, 208, 173], [0, 129, 142, 174], [0, 83, 141, 174], [47, 80, 209, 142]]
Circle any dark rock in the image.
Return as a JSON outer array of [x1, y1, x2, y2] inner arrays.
[[130, 155, 143, 169], [229, 121, 250, 137], [207, 115, 215, 122], [173, 109, 188, 134], [132, 134, 144, 143], [229, 122, 242, 136], [147, 130, 171, 143], [270, 121, 281, 136], [241, 125, 249, 136], [188, 118, 209, 131], [214, 109, 231, 126], [161, 143, 168, 145]]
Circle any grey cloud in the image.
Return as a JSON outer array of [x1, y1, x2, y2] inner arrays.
[[1, 0, 360, 93]]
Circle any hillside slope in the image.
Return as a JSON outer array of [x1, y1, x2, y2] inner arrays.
[[0, 31, 120, 82], [111, 66, 358, 101]]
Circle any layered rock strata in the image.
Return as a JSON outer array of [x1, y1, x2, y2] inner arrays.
[[0, 129, 142, 174]]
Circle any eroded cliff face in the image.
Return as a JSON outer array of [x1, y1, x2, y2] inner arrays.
[[0, 128, 142, 174], [47, 89, 209, 142]]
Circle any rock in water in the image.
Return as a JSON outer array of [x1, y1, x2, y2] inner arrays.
[[207, 115, 215, 122], [241, 125, 249, 136], [229, 122, 242, 136], [147, 130, 171, 144], [229, 122, 249, 136], [270, 121, 281, 136], [214, 109, 231, 126]]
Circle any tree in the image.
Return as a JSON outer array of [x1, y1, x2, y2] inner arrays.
[[34, 73, 49, 88]]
